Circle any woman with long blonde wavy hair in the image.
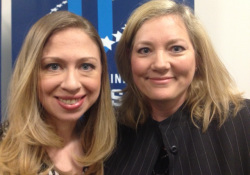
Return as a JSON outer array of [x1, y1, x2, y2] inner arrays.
[[0, 11, 116, 175], [105, 0, 250, 174]]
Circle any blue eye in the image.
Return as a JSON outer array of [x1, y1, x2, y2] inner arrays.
[[81, 63, 94, 70], [138, 47, 150, 54], [172, 46, 185, 53], [46, 63, 59, 70]]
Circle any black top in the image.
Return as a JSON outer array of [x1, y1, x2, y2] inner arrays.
[[104, 99, 250, 175]]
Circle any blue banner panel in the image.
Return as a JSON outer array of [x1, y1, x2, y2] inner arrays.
[[12, 0, 68, 64], [97, 0, 113, 37], [68, 0, 82, 16], [82, 0, 98, 29]]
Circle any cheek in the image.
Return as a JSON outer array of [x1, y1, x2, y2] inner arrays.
[[176, 55, 196, 75], [37, 77, 58, 101], [38, 78, 55, 93], [87, 80, 101, 92], [131, 57, 146, 78], [84, 75, 102, 94], [187, 58, 196, 76], [177, 59, 196, 86], [131, 58, 147, 92]]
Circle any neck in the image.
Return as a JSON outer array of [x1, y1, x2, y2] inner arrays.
[[49, 118, 79, 143], [46, 137, 84, 174], [46, 119, 84, 174], [150, 97, 185, 122]]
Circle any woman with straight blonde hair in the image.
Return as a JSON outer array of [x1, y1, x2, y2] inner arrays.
[[0, 11, 116, 174], [105, 0, 250, 174]]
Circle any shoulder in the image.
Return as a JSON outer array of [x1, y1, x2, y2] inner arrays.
[[0, 120, 9, 142], [217, 99, 250, 138], [243, 98, 250, 108], [235, 98, 250, 119], [116, 118, 158, 137], [116, 122, 135, 140]]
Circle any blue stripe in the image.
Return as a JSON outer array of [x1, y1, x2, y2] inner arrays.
[[68, 0, 82, 16], [82, 0, 98, 30], [97, 0, 113, 52]]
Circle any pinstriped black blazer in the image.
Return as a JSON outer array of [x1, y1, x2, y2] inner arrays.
[[104, 99, 250, 175]]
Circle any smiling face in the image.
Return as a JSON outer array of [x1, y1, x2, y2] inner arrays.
[[38, 27, 101, 126], [131, 14, 196, 108]]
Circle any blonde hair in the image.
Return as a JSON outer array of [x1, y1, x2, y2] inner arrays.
[[0, 11, 116, 174], [115, 0, 243, 131]]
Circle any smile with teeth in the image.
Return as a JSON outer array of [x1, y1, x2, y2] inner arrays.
[[58, 98, 82, 105]]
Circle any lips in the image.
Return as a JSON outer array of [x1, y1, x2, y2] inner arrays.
[[56, 96, 85, 110], [58, 98, 82, 105], [150, 77, 172, 80], [148, 76, 174, 84]]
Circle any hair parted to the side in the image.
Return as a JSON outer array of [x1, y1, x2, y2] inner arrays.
[[115, 0, 243, 131], [0, 11, 116, 175]]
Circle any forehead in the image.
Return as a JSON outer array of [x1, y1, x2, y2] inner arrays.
[[44, 27, 97, 50], [133, 14, 190, 42], [48, 27, 89, 42], [141, 14, 186, 32], [42, 27, 101, 60]]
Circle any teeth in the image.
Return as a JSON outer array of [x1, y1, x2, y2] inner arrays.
[[59, 98, 81, 105]]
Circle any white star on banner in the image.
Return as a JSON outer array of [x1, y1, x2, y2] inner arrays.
[[122, 24, 126, 30], [51, 8, 58, 12], [101, 36, 115, 50], [112, 31, 122, 42], [49, 1, 68, 14]]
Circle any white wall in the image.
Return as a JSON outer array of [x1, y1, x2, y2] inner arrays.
[[195, 0, 250, 99]]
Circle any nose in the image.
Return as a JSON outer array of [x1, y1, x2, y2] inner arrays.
[[61, 69, 81, 93], [151, 50, 170, 72]]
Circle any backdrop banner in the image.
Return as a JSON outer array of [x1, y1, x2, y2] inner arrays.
[[0, 0, 194, 119]]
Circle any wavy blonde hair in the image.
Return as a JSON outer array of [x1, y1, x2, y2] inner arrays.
[[0, 11, 116, 174], [115, 0, 243, 132]]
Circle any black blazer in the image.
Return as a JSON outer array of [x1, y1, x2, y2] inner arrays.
[[105, 99, 250, 175]]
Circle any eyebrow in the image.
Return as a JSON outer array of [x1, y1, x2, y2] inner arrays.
[[135, 38, 187, 45], [41, 57, 99, 62], [166, 39, 187, 45], [134, 40, 151, 45]]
